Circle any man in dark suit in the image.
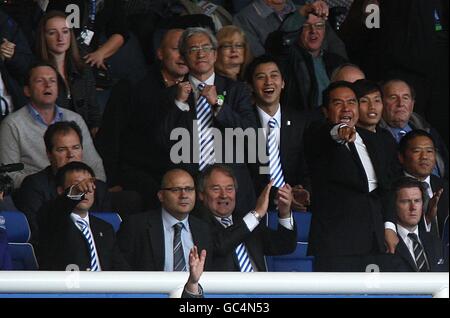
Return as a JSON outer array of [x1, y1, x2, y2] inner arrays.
[[196, 164, 297, 271], [305, 81, 399, 272], [37, 161, 127, 271], [391, 177, 446, 272], [246, 55, 310, 211], [398, 130, 448, 238], [14, 121, 112, 246], [160, 27, 258, 215], [117, 169, 212, 271]]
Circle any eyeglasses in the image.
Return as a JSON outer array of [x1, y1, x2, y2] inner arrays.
[[187, 45, 216, 55], [219, 43, 245, 51], [302, 22, 326, 31], [161, 187, 196, 194]]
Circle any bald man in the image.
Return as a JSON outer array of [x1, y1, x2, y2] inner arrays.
[[331, 64, 366, 83], [117, 169, 212, 272]]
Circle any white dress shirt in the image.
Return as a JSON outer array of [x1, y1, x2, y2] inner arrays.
[[397, 223, 423, 266], [256, 104, 282, 146], [70, 212, 102, 271], [175, 73, 216, 111]]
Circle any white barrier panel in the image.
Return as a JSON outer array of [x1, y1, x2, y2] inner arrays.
[[0, 272, 448, 298]]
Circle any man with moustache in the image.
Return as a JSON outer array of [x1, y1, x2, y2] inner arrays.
[[305, 81, 399, 272], [117, 169, 212, 272]]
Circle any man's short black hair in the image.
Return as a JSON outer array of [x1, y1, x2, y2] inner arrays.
[[25, 61, 58, 87], [44, 121, 83, 153], [352, 79, 383, 100], [56, 161, 95, 188], [244, 54, 283, 85], [398, 129, 436, 155], [322, 81, 357, 108]]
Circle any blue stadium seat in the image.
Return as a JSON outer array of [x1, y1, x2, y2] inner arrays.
[[0, 211, 38, 270], [266, 211, 314, 272], [90, 212, 122, 233]]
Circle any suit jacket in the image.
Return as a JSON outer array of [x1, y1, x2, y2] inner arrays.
[[305, 124, 400, 257], [37, 193, 127, 271], [251, 105, 310, 197], [393, 228, 446, 272], [198, 207, 297, 271], [117, 210, 213, 271], [14, 166, 111, 246], [160, 74, 258, 215], [430, 175, 449, 238]]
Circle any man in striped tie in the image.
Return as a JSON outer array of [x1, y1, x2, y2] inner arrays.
[[197, 164, 297, 271], [37, 161, 128, 271], [391, 177, 446, 272]]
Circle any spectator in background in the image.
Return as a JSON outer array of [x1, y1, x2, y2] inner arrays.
[[379, 79, 449, 179], [391, 177, 446, 272], [330, 63, 365, 83], [35, 11, 101, 136], [0, 62, 105, 189], [0, 193, 13, 270], [0, 8, 35, 121], [215, 25, 252, 81], [398, 130, 448, 239], [280, 11, 347, 119]]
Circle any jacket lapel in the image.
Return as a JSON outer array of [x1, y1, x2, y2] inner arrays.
[[147, 213, 166, 271]]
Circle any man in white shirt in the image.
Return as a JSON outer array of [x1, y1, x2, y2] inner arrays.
[[197, 163, 297, 271], [392, 176, 446, 272]]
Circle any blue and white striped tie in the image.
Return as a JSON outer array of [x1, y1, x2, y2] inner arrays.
[[76, 219, 100, 271], [196, 83, 215, 171], [221, 217, 254, 272], [267, 118, 286, 188]]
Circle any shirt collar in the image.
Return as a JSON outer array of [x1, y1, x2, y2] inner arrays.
[[27, 103, 64, 126], [214, 214, 233, 227], [161, 208, 190, 233], [254, 0, 296, 19], [397, 223, 419, 243], [189, 73, 215, 90], [70, 212, 90, 228], [256, 104, 282, 130]]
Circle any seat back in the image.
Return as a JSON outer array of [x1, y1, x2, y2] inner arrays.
[[8, 243, 38, 270], [267, 211, 312, 242], [90, 212, 122, 233], [0, 211, 30, 243]]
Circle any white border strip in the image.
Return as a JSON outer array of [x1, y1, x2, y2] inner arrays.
[[0, 272, 448, 298]]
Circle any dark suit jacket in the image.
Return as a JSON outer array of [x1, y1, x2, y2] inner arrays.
[[393, 228, 446, 272], [251, 105, 310, 197], [14, 166, 112, 246], [37, 193, 128, 271], [305, 124, 399, 257], [430, 175, 449, 238], [198, 207, 297, 271], [117, 210, 213, 271], [160, 74, 258, 214]]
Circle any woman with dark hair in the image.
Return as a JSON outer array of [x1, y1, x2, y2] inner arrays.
[[215, 25, 252, 81], [35, 11, 101, 136]]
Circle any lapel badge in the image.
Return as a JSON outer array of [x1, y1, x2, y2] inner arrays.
[[99, 232, 103, 237], [287, 120, 291, 126]]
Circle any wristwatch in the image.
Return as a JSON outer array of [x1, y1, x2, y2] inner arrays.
[[251, 210, 262, 222]]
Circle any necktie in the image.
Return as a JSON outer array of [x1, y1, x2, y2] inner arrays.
[[408, 233, 430, 272], [173, 222, 187, 271], [76, 219, 100, 271], [221, 217, 254, 272], [267, 118, 286, 188], [196, 83, 215, 171]]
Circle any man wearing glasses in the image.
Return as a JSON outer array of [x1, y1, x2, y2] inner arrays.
[[160, 27, 258, 217], [280, 12, 347, 120], [117, 168, 212, 275]]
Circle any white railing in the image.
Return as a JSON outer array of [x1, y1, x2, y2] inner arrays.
[[0, 272, 448, 298]]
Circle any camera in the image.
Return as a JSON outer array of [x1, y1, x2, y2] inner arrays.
[[0, 163, 23, 196]]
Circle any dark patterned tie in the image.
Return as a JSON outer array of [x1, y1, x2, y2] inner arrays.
[[173, 222, 187, 271], [408, 233, 430, 272]]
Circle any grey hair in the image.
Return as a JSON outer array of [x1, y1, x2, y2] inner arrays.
[[197, 164, 239, 193], [179, 27, 218, 58], [330, 63, 366, 83]]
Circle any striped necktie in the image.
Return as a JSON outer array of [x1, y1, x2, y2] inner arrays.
[[196, 83, 215, 171], [173, 222, 187, 271], [75, 219, 100, 271], [221, 217, 254, 272], [408, 233, 430, 272], [267, 118, 286, 188]]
